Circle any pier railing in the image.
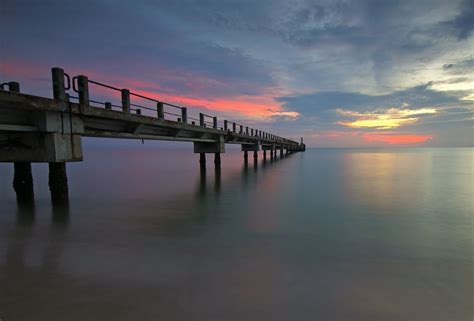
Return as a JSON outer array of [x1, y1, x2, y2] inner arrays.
[[63, 68, 297, 145]]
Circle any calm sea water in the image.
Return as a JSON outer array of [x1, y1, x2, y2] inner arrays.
[[0, 146, 472, 321]]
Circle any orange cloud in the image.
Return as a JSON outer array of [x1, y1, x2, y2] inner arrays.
[[363, 133, 433, 144], [337, 108, 437, 129], [2, 60, 296, 119], [87, 77, 295, 119], [132, 89, 285, 118]]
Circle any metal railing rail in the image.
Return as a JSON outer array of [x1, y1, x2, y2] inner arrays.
[[61, 68, 300, 145]]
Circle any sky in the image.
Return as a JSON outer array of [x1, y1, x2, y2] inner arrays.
[[1, 0, 473, 147]]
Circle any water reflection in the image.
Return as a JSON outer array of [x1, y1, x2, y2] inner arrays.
[[196, 151, 294, 199], [1, 148, 471, 321], [3, 201, 69, 289]]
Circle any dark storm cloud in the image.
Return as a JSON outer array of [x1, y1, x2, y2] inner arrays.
[[441, 0, 474, 40], [0, 0, 274, 97]]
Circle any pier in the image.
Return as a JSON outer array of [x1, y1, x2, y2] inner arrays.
[[0, 67, 305, 204]]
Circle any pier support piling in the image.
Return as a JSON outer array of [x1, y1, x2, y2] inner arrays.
[[199, 153, 206, 168], [214, 153, 221, 167], [253, 150, 258, 161], [48, 162, 69, 205], [244, 150, 248, 163], [13, 162, 34, 203]]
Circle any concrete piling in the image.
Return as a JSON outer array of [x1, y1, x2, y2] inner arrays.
[[214, 153, 221, 167], [253, 150, 258, 161], [244, 150, 248, 163], [48, 162, 69, 204], [13, 162, 34, 203], [199, 153, 206, 168], [8, 83, 35, 204]]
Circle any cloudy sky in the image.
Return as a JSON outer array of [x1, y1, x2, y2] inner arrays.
[[1, 0, 473, 147]]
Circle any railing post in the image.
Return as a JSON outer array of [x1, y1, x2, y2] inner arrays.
[[181, 107, 187, 124], [232, 122, 236, 133], [157, 102, 164, 119], [77, 75, 89, 106], [105, 102, 112, 110], [213, 117, 217, 129], [121, 89, 130, 113], [224, 120, 228, 131], [200, 113, 205, 127], [51, 67, 67, 101], [240, 125, 243, 134], [246, 127, 249, 135], [251, 129, 254, 136]]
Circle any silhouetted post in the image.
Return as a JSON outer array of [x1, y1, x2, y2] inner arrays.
[[213, 117, 217, 129], [13, 162, 34, 204], [52, 68, 68, 102], [181, 107, 187, 124], [253, 150, 258, 161], [214, 153, 221, 167], [105, 102, 112, 110], [280, 147, 284, 158], [48, 162, 68, 205], [7, 82, 35, 204], [77, 75, 89, 106], [121, 89, 130, 113], [224, 120, 228, 131], [157, 102, 164, 119], [246, 127, 249, 135], [244, 150, 248, 163], [199, 153, 206, 168], [200, 113, 205, 127], [232, 122, 236, 133], [263, 150, 267, 161]]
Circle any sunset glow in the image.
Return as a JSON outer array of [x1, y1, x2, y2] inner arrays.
[[2, 0, 473, 148], [337, 108, 437, 129], [363, 133, 433, 144]]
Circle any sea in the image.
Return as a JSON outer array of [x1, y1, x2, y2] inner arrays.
[[0, 145, 472, 321]]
